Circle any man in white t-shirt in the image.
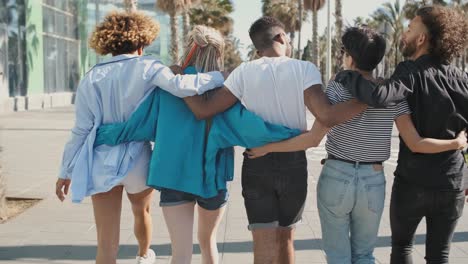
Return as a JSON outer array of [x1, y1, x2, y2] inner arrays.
[[183, 17, 365, 264]]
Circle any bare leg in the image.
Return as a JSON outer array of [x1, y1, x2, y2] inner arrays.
[[92, 186, 123, 264], [162, 202, 196, 264], [197, 205, 226, 264], [127, 188, 154, 256], [252, 228, 279, 264], [277, 227, 295, 264]]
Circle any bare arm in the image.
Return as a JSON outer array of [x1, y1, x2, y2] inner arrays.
[[245, 120, 329, 158], [335, 61, 418, 107], [152, 65, 226, 97], [396, 114, 467, 153], [304, 84, 367, 127], [183, 86, 239, 120]]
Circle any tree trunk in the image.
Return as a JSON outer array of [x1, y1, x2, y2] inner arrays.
[[462, 48, 466, 71], [333, 0, 343, 74], [312, 10, 318, 65], [297, 0, 303, 59], [385, 54, 391, 77], [170, 12, 179, 64], [182, 11, 190, 44], [290, 31, 295, 58]]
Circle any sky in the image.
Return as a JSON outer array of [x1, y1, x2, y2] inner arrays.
[[230, 0, 399, 59]]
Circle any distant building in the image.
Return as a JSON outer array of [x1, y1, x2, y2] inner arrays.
[[0, 0, 180, 113]]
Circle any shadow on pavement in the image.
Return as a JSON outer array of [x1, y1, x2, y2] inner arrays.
[[1, 232, 468, 260]]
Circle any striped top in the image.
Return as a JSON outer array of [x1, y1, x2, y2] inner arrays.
[[325, 80, 411, 162]]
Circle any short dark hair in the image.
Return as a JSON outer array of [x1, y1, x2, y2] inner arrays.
[[417, 6, 468, 64], [341, 26, 386, 71], [249, 16, 285, 50]]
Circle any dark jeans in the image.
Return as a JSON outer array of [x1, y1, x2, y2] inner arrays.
[[390, 180, 465, 264]]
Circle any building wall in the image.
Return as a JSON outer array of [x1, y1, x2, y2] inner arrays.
[[26, 0, 44, 95], [0, 0, 180, 113]]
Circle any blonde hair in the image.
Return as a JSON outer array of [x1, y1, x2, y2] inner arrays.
[[89, 10, 160, 56], [180, 25, 225, 72]]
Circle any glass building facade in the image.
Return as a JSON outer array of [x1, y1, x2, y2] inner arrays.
[[0, 0, 177, 111]]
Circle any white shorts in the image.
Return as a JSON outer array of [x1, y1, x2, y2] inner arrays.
[[118, 144, 151, 194]]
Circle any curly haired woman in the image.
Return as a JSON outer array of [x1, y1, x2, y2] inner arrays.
[[55, 11, 225, 264], [93, 25, 231, 264]]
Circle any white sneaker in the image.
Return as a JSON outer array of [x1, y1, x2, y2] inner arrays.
[[136, 249, 156, 264]]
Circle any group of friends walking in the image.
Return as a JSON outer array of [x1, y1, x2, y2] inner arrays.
[[55, 4, 468, 264]]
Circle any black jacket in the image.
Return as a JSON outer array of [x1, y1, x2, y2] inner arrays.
[[336, 55, 468, 191]]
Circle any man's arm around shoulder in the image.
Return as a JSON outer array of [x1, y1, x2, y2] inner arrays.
[[184, 86, 238, 120], [335, 61, 417, 107], [304, 84, 366, 127]]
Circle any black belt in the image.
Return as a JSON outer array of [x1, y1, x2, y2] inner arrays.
[[322, 154, 383, 165]]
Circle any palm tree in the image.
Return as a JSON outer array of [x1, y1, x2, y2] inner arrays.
[[181, 0, 201, 43], [123, 0, 137, 12], [156, 0, 185, 63], [247, 44, 260, 61], [333, 0, 343, 74], [403, 0, 451, 20], [450, 0, 468, 69], [403, 0, 421, 20], [189, 0, 234, 36], [297, 0, 304, 59], [318, 28, 328, 79], [301, 40, 313, 61], [261, 0, 276, 14], [188, 0, 241, 70], [304, 0, 326, 65], [265, 1, 306, 58], [372, 0, 405, 73], [224, 36, 243, 71]]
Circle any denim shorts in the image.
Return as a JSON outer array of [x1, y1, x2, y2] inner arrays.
[[159, 188, 228, 211], [241, 151, 308, 230]]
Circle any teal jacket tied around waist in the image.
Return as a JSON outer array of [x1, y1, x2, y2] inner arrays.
[[94, 66, 301, 198]]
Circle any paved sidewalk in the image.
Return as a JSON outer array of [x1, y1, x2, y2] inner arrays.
[[0, 106, 467, 264]]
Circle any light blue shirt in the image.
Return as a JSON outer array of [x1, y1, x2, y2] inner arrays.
[[58, 55, 224, 203]]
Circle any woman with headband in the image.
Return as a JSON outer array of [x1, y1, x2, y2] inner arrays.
[[156, 25, 229, 264], [55, 12, 225, 264]]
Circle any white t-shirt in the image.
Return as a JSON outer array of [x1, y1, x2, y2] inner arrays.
[[224, 56, 322, 130]]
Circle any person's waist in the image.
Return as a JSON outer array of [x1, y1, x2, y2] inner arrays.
[[244, 150, 306, 162], [325, 154, 384, 165]]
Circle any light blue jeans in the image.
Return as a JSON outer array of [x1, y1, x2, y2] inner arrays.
[[317, 159, 386, 264]]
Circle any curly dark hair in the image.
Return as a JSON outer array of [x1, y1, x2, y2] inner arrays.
[[89, 11, 160, 56], [417, 6, 468, 64], [249, 16, 285, 50]]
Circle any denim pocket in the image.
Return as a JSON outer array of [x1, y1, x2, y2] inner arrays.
[[317, 168, 350, 207], [366, 181, 386, 214]]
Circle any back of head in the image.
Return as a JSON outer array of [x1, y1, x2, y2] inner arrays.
[[181, 25, 225, 72], [89, 10, 160, 56], [249, 16, 285, 51], [342, 26, 386, 71], [416, 5, 468, 64]]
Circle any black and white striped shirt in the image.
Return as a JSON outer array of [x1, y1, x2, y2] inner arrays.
[[325, 81, 411, 162]]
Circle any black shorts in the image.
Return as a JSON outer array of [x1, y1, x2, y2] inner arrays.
[[241, 151, 308, 230]]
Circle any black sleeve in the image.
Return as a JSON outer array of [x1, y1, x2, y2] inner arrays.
[[335, 61, 419, 107]]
